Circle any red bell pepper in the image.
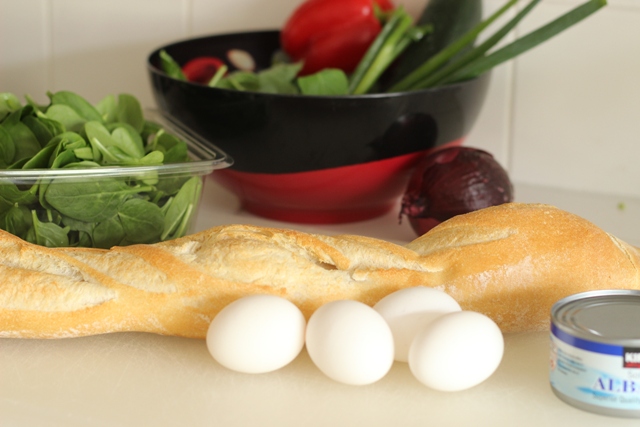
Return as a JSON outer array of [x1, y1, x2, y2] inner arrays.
[[281, 0, 395, 76], [182, 57, 226, 84]]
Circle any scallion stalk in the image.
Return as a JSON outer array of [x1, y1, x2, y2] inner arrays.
[[349, 7, 423, 95], [441, 0, 607, 85], [159, 50, 186, 81], [410, 0, 542, 89], [208, 65, 228, 87], [388, 0, 518, 93]]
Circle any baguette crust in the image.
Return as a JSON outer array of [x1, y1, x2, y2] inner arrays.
[[1, 203, 639, 338]]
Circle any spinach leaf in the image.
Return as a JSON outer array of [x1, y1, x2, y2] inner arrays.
[[0, 204, 32, 238], [1, 109, 42, 165], [2, 91, 200, 248], [0, 126, 16, 167], [22, 114, 55, 147], [154, 175, 189, 197], [107, 123, 145, 158], [44, 179, 153, 223], [298, 69, 349, 96], [72, 146, 94, 160], [95, 94, 118, 123], [75, 232, 92, 247], [216, 71, 260, 92], [92, 215, 125, 249], [86, 121, 146, 162], [119, 198, 164, 244], [149, 130, 188, 163], [164, 142, 188, 164], [0, 183, 38, 212], [50, 149, 83, 169], [141, 120, 162, 145], [61, 160, 101, 169], [48, 132, 88, 167], [162, 176, 201, 240], [61, 215, 95, 235], [116, 94, 145, 133], [137, 150, 164, 166], [161, 142, 187, 164], [29, 210, 70, 248], [24, 95, 48, 114], [22, 141, 58, 169], [34, 112, 66, 138], [44, 104, 87, 133], [167, 201, 193, 241], [0, 93, 22, 121], [257, 63, 302, 94], [60, 216, 95, 247], [48, 90, 103, 123], [201, 61, 303, 94]]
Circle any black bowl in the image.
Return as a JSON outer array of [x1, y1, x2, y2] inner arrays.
[[147, 30, 490, 223]]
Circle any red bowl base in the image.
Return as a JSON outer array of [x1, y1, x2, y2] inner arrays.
[[211, 140, 463, 224]]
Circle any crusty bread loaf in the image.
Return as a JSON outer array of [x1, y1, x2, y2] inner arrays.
[[1, 202, 638, 339]]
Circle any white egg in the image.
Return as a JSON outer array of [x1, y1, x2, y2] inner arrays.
[[373, 287, 461, 362], [408, 311, 504, 391], [305, 300, 394, 386], [206, 295, 306, 374]]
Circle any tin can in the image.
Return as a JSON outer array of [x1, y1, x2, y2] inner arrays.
[[550, 290, 640, 418]]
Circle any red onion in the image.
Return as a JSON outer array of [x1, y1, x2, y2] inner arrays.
[[400, 146, 514, 236]]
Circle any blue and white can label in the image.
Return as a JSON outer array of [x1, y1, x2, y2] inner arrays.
[[550, 323, 640, 411]]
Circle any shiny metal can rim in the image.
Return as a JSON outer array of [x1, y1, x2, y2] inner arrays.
[[551, 289, 640, 346]]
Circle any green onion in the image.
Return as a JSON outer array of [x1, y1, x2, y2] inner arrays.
[[388, 0, 518, 93], [159, 50, 186, 81], [410, 0, 542, 89], [349, 7, 424, 95], [441, 0, 607, 85], [208, 64, 228, 87]]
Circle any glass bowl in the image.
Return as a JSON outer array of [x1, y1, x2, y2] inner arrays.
[[0, 109, 232, 248]]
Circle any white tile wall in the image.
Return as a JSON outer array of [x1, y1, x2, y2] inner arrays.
[[1, 0, 638, 198], [510, 1, 640, 198], [49, 0, 187, 106], [463, 0, 517, 167], [0, 0, 50, 101]]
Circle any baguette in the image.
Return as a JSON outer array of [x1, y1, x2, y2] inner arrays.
[[1, 202, 638, 339]]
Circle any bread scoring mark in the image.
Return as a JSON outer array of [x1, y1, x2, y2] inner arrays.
[[163, 227, 357, 289], [316, 234, 439, 272], [406, 225, 516, 256], [211, 226, 350, 269], [0, 265, 116, 312], [3, 248, 87, 283], [64, 250, 177, 294], [316, 262, 338, 271], [607, 234, 640, 275], [163, 240, 200, 263]]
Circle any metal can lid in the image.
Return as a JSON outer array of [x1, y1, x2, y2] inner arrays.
[[551, 290, 640, 345]]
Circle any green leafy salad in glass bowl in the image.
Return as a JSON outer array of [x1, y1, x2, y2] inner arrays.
[[0, 91, 231, 248]]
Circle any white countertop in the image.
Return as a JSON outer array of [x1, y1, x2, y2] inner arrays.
[[2, 179, 640, 427]]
